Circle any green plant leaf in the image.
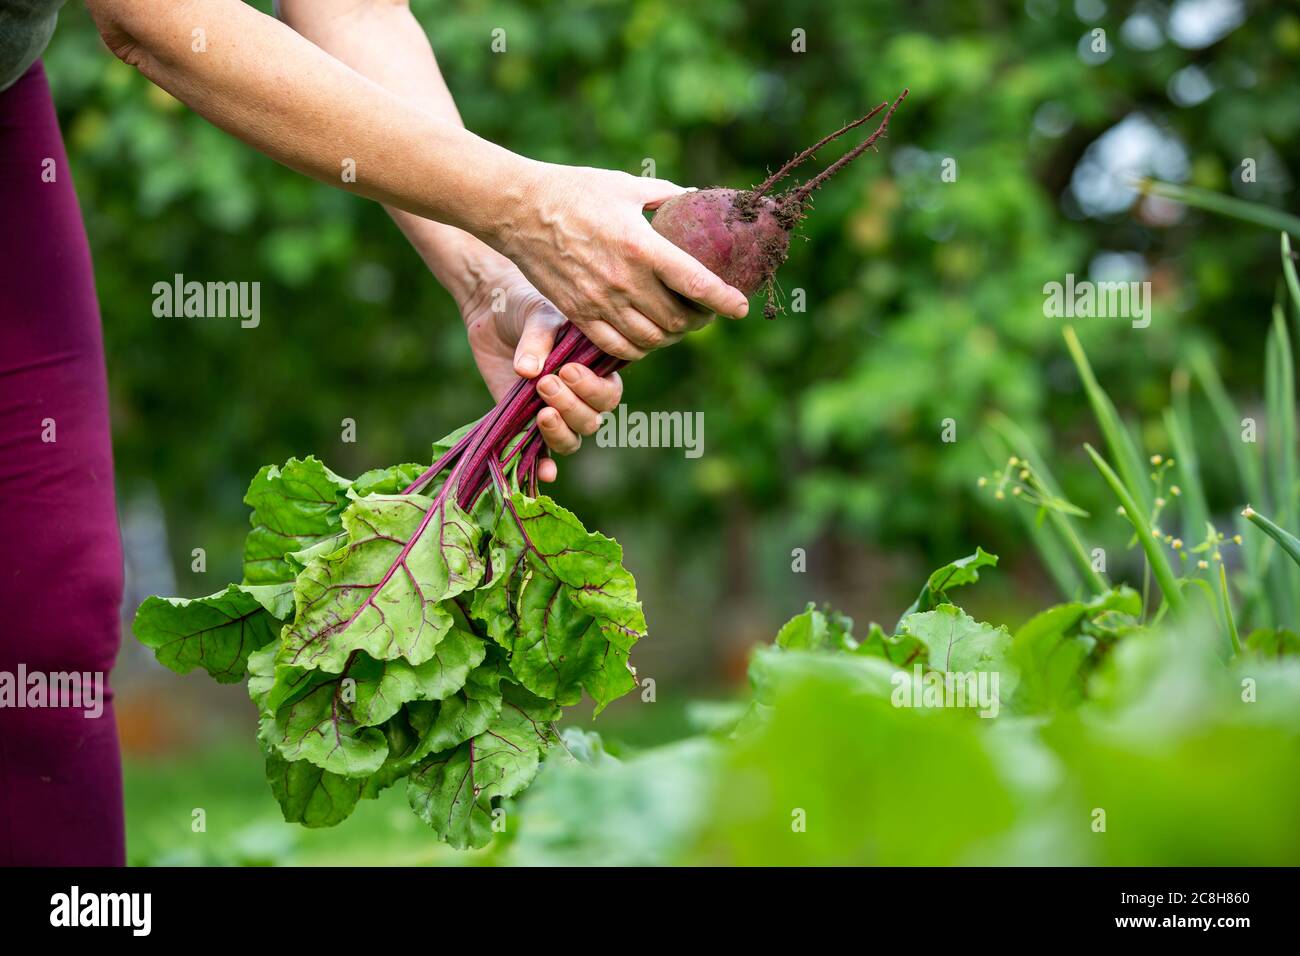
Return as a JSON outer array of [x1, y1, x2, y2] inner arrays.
[[1282, 233, 1300, 345], [264, 751, 365, 828], [247, 641, 321, 717], [1165, 378, 1210, 546], [899, 604, 1013, 677], [507, 572, 621, 706], [1007, 589, 1137, 713], [133, 582, 292, 683], [896, 547, 998, 626], [362, 660, 508, 800], [1264, 309, 1298, 623], [350, 462, 429, 497], [279, 493, 484, 673], [258, 624, 487, 784], [1084, 444, 1187, 616], [1139, 180, 1300, 235], [984, 417, 1107, 597], [1010, 604, 1093, 713], [1187, 343, 1265, 503], [508, 737, 719, 866], [854, 621, 925, 666], [406, 685, 561, 849], [1186, 342, 1270, 620], [473, 492, 646, 712], [1064, 327, 1152, 516], [1244, 628, 1300, 658], [242, 457, 351, 585], [775, 602, 857, 652], [266, 671, 390, 777], [347, 629, 486, 727], [1243, 505, 1300, 571], [1218, 563, 1243, 657], [748, 646, 902, 705], [409, 663, 507, 755], [495, 493, 646, 643]]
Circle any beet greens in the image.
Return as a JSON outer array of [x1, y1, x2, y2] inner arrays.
[[133, 97, 906, 848]]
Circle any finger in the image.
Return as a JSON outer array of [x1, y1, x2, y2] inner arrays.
[[559, 364, 622, 413], [537, 456, 559, 483], [578, 318, 647, 362], [639, 282, 714, 335], [651, 237, 750, 318], [513, 299, 564, 379], [536, 406, 582, 455], [617, 306, 684, 352], [537, 373, 602, 436], [632, 176, 688, 210]]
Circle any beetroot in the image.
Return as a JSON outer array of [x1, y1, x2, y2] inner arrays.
[[651, 188, 790, 297], [379, 90, 910, 501], [653, 88, 908, 316]]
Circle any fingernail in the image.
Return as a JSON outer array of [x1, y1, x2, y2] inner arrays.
[[560, 365, 582, 384], [537, 376, 559, 397], [518, 355, 541, 375]]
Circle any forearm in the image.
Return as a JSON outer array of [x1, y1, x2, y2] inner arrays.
[[86, 0, 535, 252], [276, 0, 511, 309]]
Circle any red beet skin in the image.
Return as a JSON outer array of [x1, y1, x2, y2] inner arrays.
[[401, 92, 908, 498], [651, 189, 791, 296], [650, 89, 907, 309]]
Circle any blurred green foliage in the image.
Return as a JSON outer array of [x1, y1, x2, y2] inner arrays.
[[124, 740, 481, 865], [506, 588, 1300, 866], [124, 556, 1300, 866], [44, 1, 1300, 675]]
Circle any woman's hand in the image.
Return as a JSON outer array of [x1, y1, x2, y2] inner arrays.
[[492, 165, 748, 361], [87, 0, 746, 363], [458, 261, 622, 483]]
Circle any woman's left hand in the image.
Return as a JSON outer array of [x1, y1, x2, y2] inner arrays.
[[459, 264, 623, 483]]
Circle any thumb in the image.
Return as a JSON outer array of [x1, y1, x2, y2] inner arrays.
[[633, 175, 692, 210], [512, 297, 565, 379]]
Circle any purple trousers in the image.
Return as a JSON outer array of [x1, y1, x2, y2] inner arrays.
[[0, 62, 126, 866]]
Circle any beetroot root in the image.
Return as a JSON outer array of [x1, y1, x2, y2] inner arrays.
[[652, 88, 908, 314], [404, 92, 909, 500], [650, 188, 792, 296]]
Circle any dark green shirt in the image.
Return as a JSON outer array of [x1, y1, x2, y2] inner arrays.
[[1, 0, 66, 91]]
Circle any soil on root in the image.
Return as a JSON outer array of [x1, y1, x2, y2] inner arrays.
[[732, 189, 763, 224]]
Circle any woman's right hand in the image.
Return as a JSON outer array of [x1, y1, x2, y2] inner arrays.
[[491, 164, 750, 361]]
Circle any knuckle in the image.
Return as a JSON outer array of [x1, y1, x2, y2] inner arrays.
[[622, 232, 651, 261], [573, 277, 606, 312], [555, 388, 579, 412], [600, 333, 643, 361], [564, 363, 592, 386], [607, 266, 637, 298], [663, 308, 691, 333], [591, 329, 622, 356], [684, 269, 714, 302], [614, 171, 645, 193]]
